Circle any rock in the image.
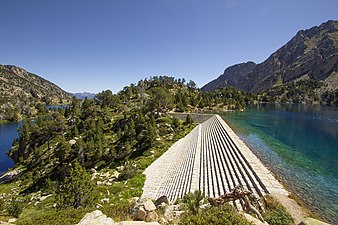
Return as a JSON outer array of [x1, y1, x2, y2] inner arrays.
[[132, 206, 147, 221], [100, 198, 109, 203], [301, 217, 331, 225], [154, 196, 169, 207], [38, 194, 53, 201], [164, 205, 184, 220], [243, 213, 267, 225], [77, 210, 114, 225], [8, 218, 17, 223], [132, 197, 139, 203], [69, 139, 76, 145], [116, 222, 160, 225], [143, 199, 156, 212], [112, 171, 120, 178], [145, 211, 158, 222]]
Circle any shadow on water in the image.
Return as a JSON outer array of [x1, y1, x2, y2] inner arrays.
[[0, 121, 23, 175], [220, 103, 338, 224]]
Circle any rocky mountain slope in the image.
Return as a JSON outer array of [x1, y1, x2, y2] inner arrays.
[[71, 92, 96, 100], [202, 20, 338, 96], [0, 64, 71, 120]]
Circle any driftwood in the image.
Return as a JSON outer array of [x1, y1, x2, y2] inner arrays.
[[208, 185, 264, 222]]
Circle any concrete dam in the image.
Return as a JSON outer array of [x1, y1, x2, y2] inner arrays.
[[142, 115, 288, 209]]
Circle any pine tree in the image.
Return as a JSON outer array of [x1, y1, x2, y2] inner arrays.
[[55, 161, 95, 209]]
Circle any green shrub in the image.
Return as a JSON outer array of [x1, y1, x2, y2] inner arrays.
[[181, 190, 205, 214], [102, 199, 133, 222], [185, 115, 194, 125], [7, 198, 23, 218], [55, 161, 96, 209], [0, 198, 4, 211], [263, 195, 294, 225], [179, 204, 251, 225]]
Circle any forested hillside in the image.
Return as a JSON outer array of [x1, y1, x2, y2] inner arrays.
[[0, 65, 71, 121], [0, 76, 252, 224]]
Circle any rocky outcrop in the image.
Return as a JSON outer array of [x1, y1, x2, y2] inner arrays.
[[201, 62, 256, 91], [76, 210, 161, 225], [132, 199, 158, 222], [77, 210, 115, 225], [202, 20, 338, 93]]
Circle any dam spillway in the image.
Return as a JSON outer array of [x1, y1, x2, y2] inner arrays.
[[142, 115, 287, 206]]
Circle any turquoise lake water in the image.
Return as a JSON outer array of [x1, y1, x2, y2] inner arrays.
[[220, 104, 338, 223]]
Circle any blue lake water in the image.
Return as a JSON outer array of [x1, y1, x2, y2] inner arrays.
[[0, 121, 22, 175], [220, 104, 338, 223]]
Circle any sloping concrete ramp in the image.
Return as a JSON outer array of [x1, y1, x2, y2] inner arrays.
[[142, 115, 287, 208]]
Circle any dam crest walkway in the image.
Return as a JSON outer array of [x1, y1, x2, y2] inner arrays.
[[142, 115, 287, 208]]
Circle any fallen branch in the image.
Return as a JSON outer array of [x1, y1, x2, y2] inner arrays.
[[208, 185, 264, 222]]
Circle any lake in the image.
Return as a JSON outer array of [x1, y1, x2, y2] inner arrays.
[[0, 121, 22, 175], [220, 104, 338, 224]]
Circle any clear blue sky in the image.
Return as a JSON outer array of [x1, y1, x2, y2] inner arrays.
[[1, 0, 337, 93]]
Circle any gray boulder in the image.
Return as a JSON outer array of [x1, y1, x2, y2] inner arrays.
[[143, 199, 156, 212], [77, 210, 114, 225], [132, 206, 147, 221]]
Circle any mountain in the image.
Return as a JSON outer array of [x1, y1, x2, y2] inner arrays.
[[202, 20, 338, 95], [0, 64, 71, 121], [71, 92, 96, 100]]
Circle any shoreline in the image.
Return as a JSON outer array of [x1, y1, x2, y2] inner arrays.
[[216, 115, 309, 223], [221, 114, 334, 223], [144, 114, 310, 224]]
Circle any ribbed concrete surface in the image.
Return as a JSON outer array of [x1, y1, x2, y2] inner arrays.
[[142, 115, 287, 206]]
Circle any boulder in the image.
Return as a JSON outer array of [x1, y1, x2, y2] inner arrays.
[[8, 218, 17, 223], [145, 211, 158, 222], [154, 196, 169, 207], [77, 210, 114, 225], [143, 199, 156, 212], [132, 206, 147, 221]]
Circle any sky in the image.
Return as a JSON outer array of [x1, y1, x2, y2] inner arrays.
[[0, 0, 337, 93]]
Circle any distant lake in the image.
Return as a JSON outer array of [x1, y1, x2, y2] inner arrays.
[[221, 104, 338, 224], [0, 121, 22, 175]]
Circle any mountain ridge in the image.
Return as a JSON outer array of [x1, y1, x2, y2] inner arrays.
[[202, 20, 338, 95], [0, 64, 71, 121]]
